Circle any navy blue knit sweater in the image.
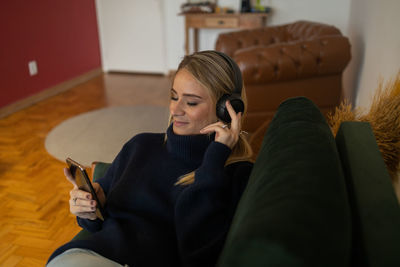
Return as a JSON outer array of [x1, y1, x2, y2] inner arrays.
[[48, 125, 253, 267]]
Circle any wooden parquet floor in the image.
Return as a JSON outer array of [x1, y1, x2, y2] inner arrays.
[[0, 73, 171, 266]]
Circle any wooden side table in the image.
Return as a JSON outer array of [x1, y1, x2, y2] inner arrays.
[[182, 13, 268, 55]]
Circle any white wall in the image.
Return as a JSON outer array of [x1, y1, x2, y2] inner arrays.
[[163, 0, 186, 72], [96, 0, 166, 73], [267, 0, 350, 34], [344, 0, 400, 108]]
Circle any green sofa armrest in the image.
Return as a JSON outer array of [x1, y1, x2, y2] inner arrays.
[[91, 161, 112, 182], [336, 122, 400, 266], [218, 97, 351, 267], [71, 161, 111, 241]]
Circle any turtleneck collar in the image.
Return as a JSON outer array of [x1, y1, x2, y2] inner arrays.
[[166, 124, 215, 165]]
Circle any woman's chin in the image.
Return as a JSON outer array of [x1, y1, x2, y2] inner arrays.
[[173, 124, 187, 135], [173, 124, 199, 136]]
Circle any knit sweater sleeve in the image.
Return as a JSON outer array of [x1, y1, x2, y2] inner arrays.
[[174, 141, 252, 267], [76, 137, 133, 232]]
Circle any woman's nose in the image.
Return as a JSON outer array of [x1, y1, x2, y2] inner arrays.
[[170, 100, 184, 116]]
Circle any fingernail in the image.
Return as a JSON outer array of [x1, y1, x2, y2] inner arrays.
[[91, 200, 95, 206], [92, 207, 96, 211], [86, 195, 91, 199]]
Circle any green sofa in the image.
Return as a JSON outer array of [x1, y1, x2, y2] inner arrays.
[[75, 97, 400, 266]]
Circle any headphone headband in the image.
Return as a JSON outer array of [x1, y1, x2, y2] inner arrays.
[[214, 51, 243, 95], [213, 51, 245, 123]]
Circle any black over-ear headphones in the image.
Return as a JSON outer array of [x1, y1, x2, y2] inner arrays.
[[214, 51, 245, 123]]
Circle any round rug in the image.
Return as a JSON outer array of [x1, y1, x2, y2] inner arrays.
[[45, 105, 170, 167]]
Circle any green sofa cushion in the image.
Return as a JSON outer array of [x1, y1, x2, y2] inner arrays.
[[218, 97, 351, 267], [335, 122, 400, 266]]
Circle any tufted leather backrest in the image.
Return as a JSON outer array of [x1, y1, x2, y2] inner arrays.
[[215, 20, 343, 58], [285, 20, 341, 41], [235, 35, 351, 84]]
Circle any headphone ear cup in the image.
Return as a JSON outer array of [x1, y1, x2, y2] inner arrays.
[[216, 94, 244, 123]]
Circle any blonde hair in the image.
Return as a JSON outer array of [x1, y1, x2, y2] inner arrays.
[[168, 50, 253, 185]]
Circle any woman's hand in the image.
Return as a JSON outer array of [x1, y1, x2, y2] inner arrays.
[[200, 100, 242, 149], [64, 168, 106, 220]]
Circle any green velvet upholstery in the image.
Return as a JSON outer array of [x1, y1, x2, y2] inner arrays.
[[71, 226, 92, 241], [336, 122, 400, 267], [92, 162, 111, 183], [217, 97, 352, 267]]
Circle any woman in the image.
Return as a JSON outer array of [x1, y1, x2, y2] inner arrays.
[[47, 50, 254, 267]]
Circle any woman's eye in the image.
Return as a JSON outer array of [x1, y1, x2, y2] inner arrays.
[[187, 102, 198, 106], [170, 96, 178, 101]]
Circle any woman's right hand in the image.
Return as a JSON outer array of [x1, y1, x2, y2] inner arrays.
[[64, 167, 106, 220]]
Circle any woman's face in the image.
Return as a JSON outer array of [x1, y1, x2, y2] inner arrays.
[[170, 69, 217, 135]]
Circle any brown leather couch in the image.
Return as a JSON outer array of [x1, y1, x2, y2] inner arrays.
[[215, 21, 351, 156]]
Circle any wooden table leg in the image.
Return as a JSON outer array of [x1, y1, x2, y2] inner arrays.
[[194, 28, 199, 52], [185, 19, 189, 55]]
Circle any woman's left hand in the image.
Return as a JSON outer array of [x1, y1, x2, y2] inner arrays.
[[200, 100, 241, 149]]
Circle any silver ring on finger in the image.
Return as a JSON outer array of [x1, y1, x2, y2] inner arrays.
[[221, 124, 228, 129]]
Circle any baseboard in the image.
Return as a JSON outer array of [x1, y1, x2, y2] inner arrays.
[[0, 68, 103, 119]]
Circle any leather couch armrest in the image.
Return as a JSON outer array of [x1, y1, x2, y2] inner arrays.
[[234, 35, 351, 84]]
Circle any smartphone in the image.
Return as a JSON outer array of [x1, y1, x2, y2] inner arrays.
[[66, 157, 105, 221]]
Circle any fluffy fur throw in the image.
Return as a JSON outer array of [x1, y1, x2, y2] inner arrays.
[[328, 73, 400, 181]]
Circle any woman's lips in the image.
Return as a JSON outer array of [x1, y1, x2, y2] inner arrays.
[[173, 121, 189, 127]]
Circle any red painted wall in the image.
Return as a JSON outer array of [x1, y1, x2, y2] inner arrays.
[[0, 0, 102, 108]]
